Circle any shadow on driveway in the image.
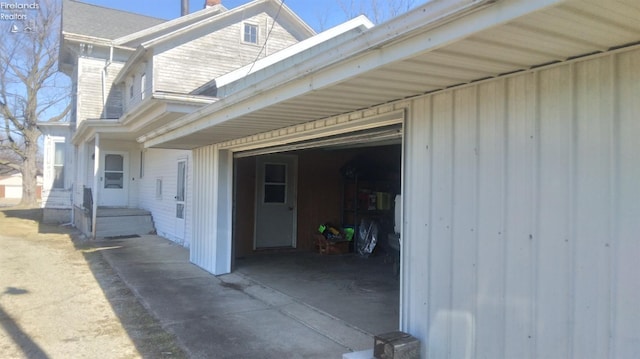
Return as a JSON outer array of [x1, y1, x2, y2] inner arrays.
[[0, 207, 187, 358], [0, 288, 50, 359]]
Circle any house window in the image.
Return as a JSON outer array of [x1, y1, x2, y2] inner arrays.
[[243, 23, 258, 44], [53, 142, 65, 189], [263, 163, 286, 203], [129, 82, 134, 100], [140, 73, 146, 100], [104, 154, 124, 189]]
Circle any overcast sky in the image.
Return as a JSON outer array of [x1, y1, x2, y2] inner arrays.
[[79, 0, 427, 32]]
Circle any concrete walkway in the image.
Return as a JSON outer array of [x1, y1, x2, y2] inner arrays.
[[96, 235, 374, 359]]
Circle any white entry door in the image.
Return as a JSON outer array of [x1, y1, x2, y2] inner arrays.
[[255, 155, 297, 248], [175, 159, 187, 241], [99, 152, 128, 207]]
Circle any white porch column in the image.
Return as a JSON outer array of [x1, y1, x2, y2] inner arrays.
[[191, 145, 233, 275], [91, 133, 100, 239]]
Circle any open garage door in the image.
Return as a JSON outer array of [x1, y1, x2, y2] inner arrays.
[[231, 119, 404, 338], [233, 125, 402, 159]]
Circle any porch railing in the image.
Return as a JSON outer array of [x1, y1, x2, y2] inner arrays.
[[83, 186, 93, 218]]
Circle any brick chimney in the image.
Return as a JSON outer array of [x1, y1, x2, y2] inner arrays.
[[181, 0, 188, 16], [205, 0, 221, 8]]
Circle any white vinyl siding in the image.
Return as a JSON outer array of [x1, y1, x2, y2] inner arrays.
[[191, 145, 232, 275], [138, 148, 193, 247], [77, 57, 104, 121], [154, 12, 299, 94], [125, 62, 150, 112], [103, 62, 125, 119], [76, 57, 124, 121], [402, 49, 640, 358], [41, 133, 73, 209]]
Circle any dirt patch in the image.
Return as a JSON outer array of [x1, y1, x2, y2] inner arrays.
[[0, 207, 187, 358]]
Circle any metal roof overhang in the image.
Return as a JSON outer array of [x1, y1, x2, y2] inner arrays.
[[141, 0, 640, 150], [72, 93, 216, 145]]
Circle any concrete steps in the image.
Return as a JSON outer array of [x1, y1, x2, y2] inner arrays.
[[95, 208, 155, 238]]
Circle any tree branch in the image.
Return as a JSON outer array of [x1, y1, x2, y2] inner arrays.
[[46, 102, 71, 122], [0, 158, 23, 171]]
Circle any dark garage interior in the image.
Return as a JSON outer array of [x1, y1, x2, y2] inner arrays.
[[231, 141, 403, 335]]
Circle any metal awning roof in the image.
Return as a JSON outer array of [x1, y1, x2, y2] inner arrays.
[[142, 0, 640, 150]]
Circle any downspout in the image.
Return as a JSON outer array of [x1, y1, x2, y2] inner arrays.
[[264, 17, 269, 57], [70, 141, 76, 226], [91, 133, 100, 239], [102, 44, 114, 117]]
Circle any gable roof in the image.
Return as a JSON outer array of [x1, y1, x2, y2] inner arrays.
[[118, 0, 314, 49], [62, 0, 166, 40], [113, 4, 228, 48], [197, 15, 374, 96], [113, 0, 316, 84]]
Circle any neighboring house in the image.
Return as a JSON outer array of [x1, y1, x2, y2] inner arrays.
[[0, 173, 42, 200], [41, 0, 639, 357]]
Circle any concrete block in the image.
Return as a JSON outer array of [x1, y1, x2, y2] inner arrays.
[[42, 208, 71, 224]]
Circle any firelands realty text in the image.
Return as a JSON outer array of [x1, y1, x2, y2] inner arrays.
[[0, 1, 37, 20], [1, 2, 39, 9]]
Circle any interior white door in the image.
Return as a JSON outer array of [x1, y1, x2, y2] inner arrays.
[[175, 159, 187, 241], [99, 152, 128, 207], [255, 155, 297, 248]]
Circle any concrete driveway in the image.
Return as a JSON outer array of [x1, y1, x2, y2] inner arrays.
[[0, 208, 376, 358]]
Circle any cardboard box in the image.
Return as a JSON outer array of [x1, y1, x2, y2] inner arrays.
[[314, 234, 349, 255]]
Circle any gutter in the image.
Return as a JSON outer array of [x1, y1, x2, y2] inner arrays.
[[113, 4, 227, 46], [72, 92, 217, 145], [138, 0, 498, 144], [102, 44, 114, 115], [119, 92, 218, 126], [113, 46, 147, 84], [61, 32, 135, 51], [71, 119, 121, 145]]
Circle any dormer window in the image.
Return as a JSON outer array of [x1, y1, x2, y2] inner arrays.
[[243, 23, 258, 44]]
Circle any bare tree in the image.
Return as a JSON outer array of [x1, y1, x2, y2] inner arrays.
[[336, 0, 419, 24], [0, 0, 70, 206]]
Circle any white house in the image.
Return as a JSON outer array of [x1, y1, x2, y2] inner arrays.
[[41, 0, 317, 241], [42, 0, 639, 357]]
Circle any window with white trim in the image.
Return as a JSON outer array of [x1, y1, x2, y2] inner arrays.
[[53, 142, 65, 189], [243, 23, 258, 44], [263, 163, 287, 203]]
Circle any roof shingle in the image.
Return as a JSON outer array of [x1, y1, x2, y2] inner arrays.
[[62, 0, 166, 40]]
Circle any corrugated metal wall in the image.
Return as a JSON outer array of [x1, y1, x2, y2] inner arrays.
[[191, 145, 233, 275], [402, 48, 640, 358]]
